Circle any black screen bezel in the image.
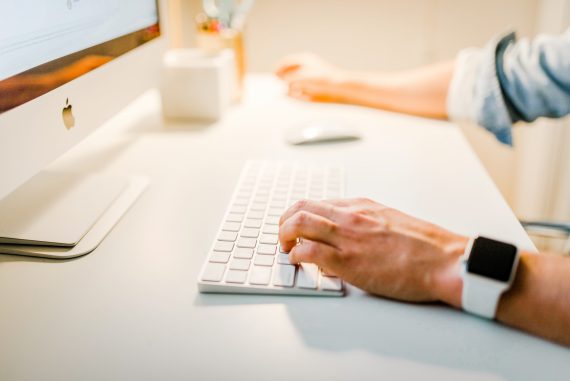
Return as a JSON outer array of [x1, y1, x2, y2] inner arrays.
[[467, 237, 518, 282]]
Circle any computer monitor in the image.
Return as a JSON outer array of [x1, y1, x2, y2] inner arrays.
[[0, 0, 167, 257], [0, 0, 166, 201]]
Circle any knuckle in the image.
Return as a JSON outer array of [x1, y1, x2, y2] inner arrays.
[[306, 242, 320, 258], [345, 210, 364, 225], [293, 211, 309, 228], [356, 197, 371, 204], [294, 199, 308, 210], [327, 220, 339, 235]]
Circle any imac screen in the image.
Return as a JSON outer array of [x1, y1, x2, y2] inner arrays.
[[0, 0, 160, 114]]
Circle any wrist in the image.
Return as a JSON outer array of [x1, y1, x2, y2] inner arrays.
[[433, 234, 468, 308]]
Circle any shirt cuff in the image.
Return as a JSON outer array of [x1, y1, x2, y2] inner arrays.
[[447, 48, 481, 123], [447, 33, 516, 146]]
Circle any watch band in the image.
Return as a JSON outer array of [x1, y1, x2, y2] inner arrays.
[[461, 269, 506, 319], [461, 237, 519, 319]]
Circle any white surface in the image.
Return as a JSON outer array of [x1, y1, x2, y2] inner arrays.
[[0, 75, 568, 381], [0, 1, 166, 202]]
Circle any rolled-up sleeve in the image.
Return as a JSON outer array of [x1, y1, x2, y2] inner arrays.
[[447, 29, 570, 146]]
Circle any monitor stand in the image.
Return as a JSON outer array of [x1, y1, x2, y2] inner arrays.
[[0, 171, 148, 259]]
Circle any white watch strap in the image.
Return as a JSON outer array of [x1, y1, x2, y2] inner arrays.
[[461, 272, 506, 319]]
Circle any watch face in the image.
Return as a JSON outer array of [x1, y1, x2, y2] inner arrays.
[[467, 237, 517, 282]]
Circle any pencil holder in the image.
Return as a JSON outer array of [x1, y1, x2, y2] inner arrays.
[[196, 24, 246, 101]]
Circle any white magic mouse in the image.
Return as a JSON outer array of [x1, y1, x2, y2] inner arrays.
[[285, 120, 362, 145]]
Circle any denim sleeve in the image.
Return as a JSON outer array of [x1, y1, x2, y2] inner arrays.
[[448, 29, 570, 146]]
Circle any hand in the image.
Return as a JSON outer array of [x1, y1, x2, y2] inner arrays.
[[279, 198, 468, 306], [274, 53, 349, 103]]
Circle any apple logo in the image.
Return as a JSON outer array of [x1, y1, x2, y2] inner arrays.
[[62, 98, 75, 130]]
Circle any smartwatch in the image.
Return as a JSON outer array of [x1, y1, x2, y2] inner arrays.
[[460, 236, 520, 319]]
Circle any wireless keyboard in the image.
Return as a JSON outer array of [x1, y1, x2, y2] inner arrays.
[[198, 161, 345, 296]]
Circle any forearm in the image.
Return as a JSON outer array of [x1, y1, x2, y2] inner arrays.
[[337, 60, 455, 119], [439, 249, 570, 346], [496, 253, 570, 346]]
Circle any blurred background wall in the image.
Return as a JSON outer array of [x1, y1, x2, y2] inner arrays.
[[168, 0, 570, 248]]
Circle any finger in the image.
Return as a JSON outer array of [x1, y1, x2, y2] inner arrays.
[[324, 197, 386, 209], [288, 80, 340, 103], [288, 85, 312, 101], [321, 199, 353, 207], [288, 239, 338, 270], [275, 62, 301, 79], [287, 83, 317, 102], [279, 211, 338, 252], [279, 199, 338, 226], [274, 52, 315, 77], [275, 55, 309, 79]]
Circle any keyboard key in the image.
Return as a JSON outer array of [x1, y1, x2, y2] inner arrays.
[[214, 241, 234, 252], [262, 225, 279, 234], [279, 245, 289, 254], [225, 270, 247, 284], [222, 222, 241, 232], [251, 203, 266, 211], [201, 263, 226, 282], [244, 219, 262, 228], [320, 275, 342, 291], [272, 193, 287, 201], [297, 263, 318, 289], [254, 255, 274, 266], [226, 213, 244, 223], [249, 266, 272, 285], [248, 211, 264, 219], [253, 196, 268, 204], [240, 228, 260, 238], [233, 197, 250, 206], [257, 244, 276, 255], [272, 265, 296, 287], [230, 205, 247, 214], [233, 247, 254, 259], [267, 208, 283, 217], [209, 251, 231, 263], [238, 186, 253, 193], [265, 217, 280, 226], [260, 234, 278, 245], [229, 258, 251, 271], [218, 231, 237, 242], [277, 253, 290, 264], [270, 201, 286, 208], [237, 238, 256, 248]]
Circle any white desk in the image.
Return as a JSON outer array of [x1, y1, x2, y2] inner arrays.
[[1, 75, 568, 381]]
